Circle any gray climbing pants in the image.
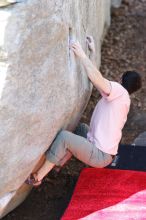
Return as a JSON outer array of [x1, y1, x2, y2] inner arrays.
[[45, 123, 113, 168]]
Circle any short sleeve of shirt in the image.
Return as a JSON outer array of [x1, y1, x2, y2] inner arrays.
[[101, 81, 125, 101]]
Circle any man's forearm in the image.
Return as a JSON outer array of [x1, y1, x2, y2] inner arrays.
[[89, 52, 96, 67], [81, 55, 104, 91], [71, 41, 111, 95]]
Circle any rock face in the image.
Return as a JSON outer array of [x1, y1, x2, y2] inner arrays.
[[0, 0, 18, 8], [0, 0, 121, 218]]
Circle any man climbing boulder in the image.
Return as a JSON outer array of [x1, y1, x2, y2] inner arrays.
[[26, 36, 142, 186]]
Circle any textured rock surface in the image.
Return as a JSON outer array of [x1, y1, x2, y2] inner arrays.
[[0, 0, 121, 218], [0, 0, 17, 7]]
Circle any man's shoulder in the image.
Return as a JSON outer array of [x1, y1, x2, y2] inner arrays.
[[106, 81, 130, 101], [110, 81, 128, 94], [110, 81, 122, 88]]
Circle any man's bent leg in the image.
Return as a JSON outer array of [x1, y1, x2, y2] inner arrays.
[[53, 123, 89, 169], [46, 130, 112, 168]]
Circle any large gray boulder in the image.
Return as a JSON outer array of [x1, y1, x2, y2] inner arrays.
[[0, 0, 121, 218]]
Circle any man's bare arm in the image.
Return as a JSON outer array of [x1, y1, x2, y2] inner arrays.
[[71, 38, 111, 95]]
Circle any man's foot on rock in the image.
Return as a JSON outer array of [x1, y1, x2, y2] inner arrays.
[[25, 173, 42, 187]]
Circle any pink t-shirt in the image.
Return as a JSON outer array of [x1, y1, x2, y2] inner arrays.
[[87, 81, 131, 155]]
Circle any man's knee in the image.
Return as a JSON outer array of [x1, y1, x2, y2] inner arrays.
[[74, 123, 89, 138], [58, 130, 72, 141]]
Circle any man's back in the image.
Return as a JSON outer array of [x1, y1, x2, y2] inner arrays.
[[87, 81, 130, 155]]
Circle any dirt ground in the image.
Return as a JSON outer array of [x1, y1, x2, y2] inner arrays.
[[3, 1, 146, 220]]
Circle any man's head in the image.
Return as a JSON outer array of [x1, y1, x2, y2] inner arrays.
[[121, 71, 142, 94]]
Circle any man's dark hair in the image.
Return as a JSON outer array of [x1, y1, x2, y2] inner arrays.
[[121, 71, 142, 94]]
